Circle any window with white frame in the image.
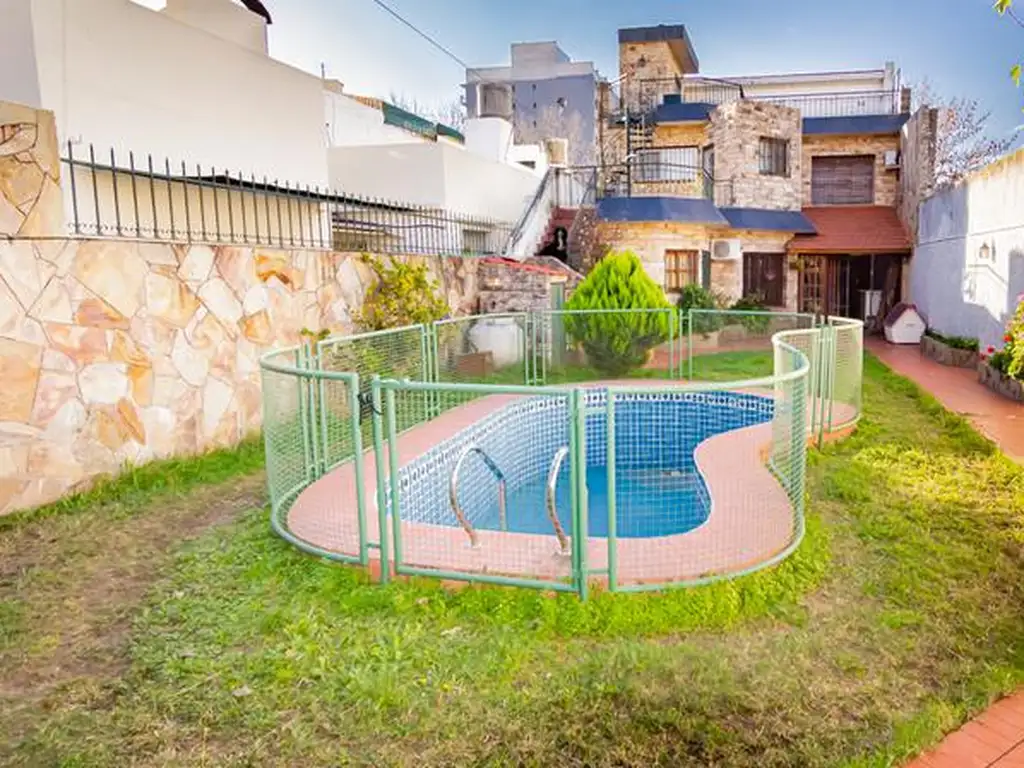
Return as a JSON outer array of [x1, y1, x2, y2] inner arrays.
[[634, 146, 699, 182]]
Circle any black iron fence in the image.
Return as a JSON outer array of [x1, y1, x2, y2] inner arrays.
[[592, 162, 714, 200], [61, 143, 514, 255]]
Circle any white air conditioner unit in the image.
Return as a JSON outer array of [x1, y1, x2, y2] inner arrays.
[[711, 238, 742, 261], [884, 149, 901, 169], [545, 138, 569, 167]]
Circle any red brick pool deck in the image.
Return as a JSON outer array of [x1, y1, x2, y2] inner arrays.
[[286, 381, 854, 587], [868, 339, 1024, 768]]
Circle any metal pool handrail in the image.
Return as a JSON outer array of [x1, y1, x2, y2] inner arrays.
[[449, 445, 507, 548], [547, 446, 571, 555]]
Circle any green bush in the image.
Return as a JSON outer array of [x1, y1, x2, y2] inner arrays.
[[729, 295, 772, 333], [989, 349, 1011, 374], [354, 253, 450, 332], [564, 251, 671, 376], [678, 284, 723, 335], [925, 328, 980, 352], [1006, 295, 1024, 379]]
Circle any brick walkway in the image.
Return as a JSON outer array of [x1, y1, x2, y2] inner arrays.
[[868, 338, 1024, 767], [867, 339, 1024, 463]]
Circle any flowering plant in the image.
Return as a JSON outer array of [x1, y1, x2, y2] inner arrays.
[[1007, 294, 1024, 379]]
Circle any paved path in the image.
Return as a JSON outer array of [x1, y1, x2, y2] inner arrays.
[[867, 339, 1024, 463], [868, 338, 1024, 767]]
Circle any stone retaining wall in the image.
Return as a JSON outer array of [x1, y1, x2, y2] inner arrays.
[[920, 335, 978, 369], [0, 238, 502, 515], [979, 363, 1024, 402]]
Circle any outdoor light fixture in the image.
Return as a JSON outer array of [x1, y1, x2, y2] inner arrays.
[[979, 242, 992, 262]]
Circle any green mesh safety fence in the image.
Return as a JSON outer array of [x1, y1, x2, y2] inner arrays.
[[259, 310, 862, 597], [686, 310, 816, 382]]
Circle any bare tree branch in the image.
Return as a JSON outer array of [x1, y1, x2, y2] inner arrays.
[[388, 92, 466, 131], [912, 80, 1015, 188]]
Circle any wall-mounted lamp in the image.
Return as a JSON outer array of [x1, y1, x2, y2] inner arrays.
[[979, 242, 992, 262]]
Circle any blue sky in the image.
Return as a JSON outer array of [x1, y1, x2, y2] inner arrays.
[[139, 0, 1024, 138]]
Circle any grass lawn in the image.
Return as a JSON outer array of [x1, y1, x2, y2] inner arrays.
[[2, 355, 1024, 766]]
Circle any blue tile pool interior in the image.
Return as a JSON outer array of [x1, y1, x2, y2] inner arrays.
[[395, 390, 774, 540]]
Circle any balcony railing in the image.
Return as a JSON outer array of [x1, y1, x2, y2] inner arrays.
[[624, 77, 901, 118], [577, 162, 714, 201], [756, 90, 900, 118]]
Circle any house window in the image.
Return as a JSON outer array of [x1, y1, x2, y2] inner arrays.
[[665, 249, 699, 292], [634, 147, 699, 182], [811, 155, 875, 204], [743, 253, 785, 306], [759, 137, 790, 177]]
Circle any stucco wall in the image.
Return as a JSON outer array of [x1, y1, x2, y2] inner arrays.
[[0, 236, 497, 516], [910, 148, 1024, 351], [328, 142, 539, 222], [8, 0, 328, 186]]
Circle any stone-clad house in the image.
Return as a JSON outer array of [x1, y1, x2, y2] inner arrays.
[[579, 24, 937, 321]]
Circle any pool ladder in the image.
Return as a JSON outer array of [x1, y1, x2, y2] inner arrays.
[[449, 445, 506, 548], [448, 445, 572, 555], [547, 447, 571, 555]]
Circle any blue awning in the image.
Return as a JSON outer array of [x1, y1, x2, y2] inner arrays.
[[719, 208, 817, 234], [651, 101, 715, 124], [803, 114, 910, 136], [596, 197, 727, 225]]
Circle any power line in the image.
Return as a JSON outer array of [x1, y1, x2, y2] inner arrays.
[[367, 0, 469, 70]]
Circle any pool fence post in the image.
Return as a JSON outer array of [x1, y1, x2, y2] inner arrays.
[[349, 372, 369, 565], [687, 310, 694, 381], [571, 388, 588, 601], [370, 376, 391, 584], [667, 308, 675, 380], [385, 386, 405, 573], [297, 342, 313, 482], [606, 390, 618, 592]]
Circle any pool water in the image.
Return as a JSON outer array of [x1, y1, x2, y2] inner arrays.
[[397, 390, 773, 541], [466, 465, 708, 539]]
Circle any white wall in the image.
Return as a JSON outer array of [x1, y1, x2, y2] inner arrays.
[[0, 0, 44, 108], [15, 0, 328, 186], [910, 148, 1024, 351], [442, 143, 539, 221], [162, 0, 268, 55], [328, 143, 446, 206], [328, 142, 539, 221], [324, 90, 427, 148]]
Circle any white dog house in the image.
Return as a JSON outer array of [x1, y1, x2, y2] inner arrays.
[[884, 303, 926, 345]]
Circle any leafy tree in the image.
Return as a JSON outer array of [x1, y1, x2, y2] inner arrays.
[[563, 250, 671, 375], [995, 1, 1024, 106]]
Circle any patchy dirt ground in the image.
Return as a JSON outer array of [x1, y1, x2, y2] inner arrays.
[[0, 472, 266, 758]]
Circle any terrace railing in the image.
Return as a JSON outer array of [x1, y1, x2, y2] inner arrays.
[[61, 143, 514, 256], [624, 79, 901, 119]]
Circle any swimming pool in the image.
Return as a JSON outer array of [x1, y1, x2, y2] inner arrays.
[[396, 390, 775, 542]]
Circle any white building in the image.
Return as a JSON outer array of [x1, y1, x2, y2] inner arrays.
[[0, 0, 547, 234]]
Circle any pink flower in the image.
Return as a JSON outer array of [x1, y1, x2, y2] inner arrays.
[[987, 345, 996, 354]]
